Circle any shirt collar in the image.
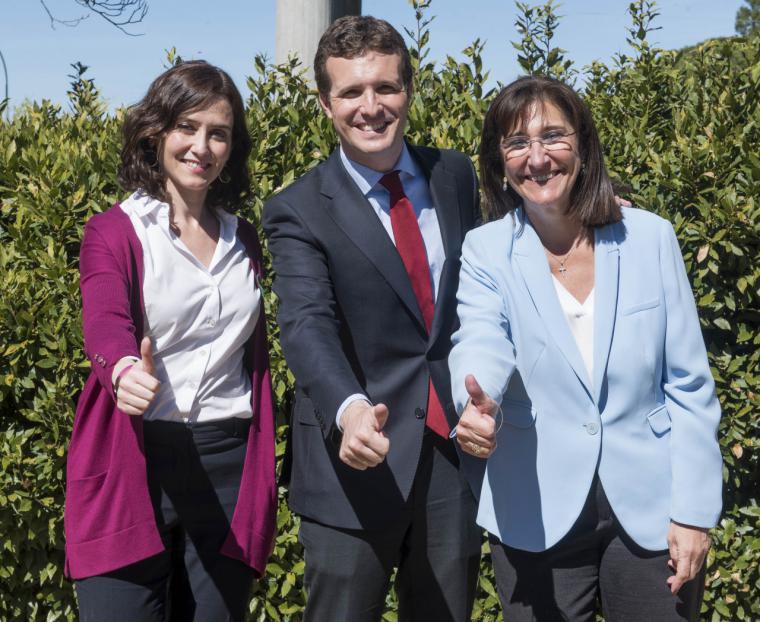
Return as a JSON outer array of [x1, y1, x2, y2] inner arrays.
[[123, 189, 238, 241], [339, 143, 419, 197], [123, 189, 168, 217]]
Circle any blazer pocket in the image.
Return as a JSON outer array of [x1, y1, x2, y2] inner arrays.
[[621, 297, 661, 315], [500, 397, 537, 429], [295, 401, 322, 427], [646, 404, 671, 436]]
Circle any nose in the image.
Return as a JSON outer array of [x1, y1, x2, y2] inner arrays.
[[190, 129, 211, 157], [358, 89, 382, 116], [526, 138, 549, 167]]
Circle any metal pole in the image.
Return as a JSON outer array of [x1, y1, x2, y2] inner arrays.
[[275, 0, 361, 81]]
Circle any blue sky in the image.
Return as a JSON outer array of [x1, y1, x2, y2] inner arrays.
[[2, 1, 743, 111]]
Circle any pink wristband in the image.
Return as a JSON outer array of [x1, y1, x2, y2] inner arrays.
[[113, 364, 134, 397]]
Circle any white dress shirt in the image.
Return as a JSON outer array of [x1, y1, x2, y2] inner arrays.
[[335, 145, 446, 429], [552, 275, 595, 387], [120, 191, 261, 423]]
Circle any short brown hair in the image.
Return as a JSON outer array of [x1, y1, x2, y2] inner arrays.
[[118, 60, 252, 212], [314, 15, 413, 98], [479, 76, 620, 225]]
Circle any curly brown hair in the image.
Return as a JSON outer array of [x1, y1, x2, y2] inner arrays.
[[118, 60, 252, 212], [314, 15, 413, 99]]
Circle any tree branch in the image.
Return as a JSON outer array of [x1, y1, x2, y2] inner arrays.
[[40, 0, 89, 28], [39, 0, 148, 35]]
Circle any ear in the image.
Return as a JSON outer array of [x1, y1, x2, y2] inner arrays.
[[318, 93, 334, 120]]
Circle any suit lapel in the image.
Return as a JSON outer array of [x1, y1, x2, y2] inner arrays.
[[592, 221, 621, 404], [412, 146, 461, 260], [512, 211, 594, 398], [409, 146, 463, 345], [320, 151, 426, 330]]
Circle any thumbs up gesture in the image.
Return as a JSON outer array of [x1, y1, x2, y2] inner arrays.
[[339, 400, 391, 470], [455, 374, 498, 459], [112, 337, 161, 416]]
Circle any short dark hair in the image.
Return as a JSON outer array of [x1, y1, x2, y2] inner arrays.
[[479, 75, 620, 225], [118, 60, 252, 212], [314, 15, 413, 99]]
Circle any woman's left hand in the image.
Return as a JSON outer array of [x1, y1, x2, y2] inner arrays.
[[666, 521, 710, 594]]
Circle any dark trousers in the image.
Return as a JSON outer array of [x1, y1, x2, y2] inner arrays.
[[298, 433, 482, 622], [76, 418, 254, 622], [490, 476, 705, 622]]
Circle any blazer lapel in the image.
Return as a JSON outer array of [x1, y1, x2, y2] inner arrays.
[[513, 211, 594, 398], [412, 146, 461, 260], [410, 146, 463, 344], [592, 221, 621, 404], [320, 151, 426, 331]]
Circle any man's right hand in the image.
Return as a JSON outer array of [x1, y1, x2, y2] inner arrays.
[[338, 400, 390, 470], [114, 337, 161, 416]]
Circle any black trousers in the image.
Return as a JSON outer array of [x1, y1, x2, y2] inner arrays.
[[490, 476, 705, 622], [298, 432, 482, 622], [75, 418, 254, 622]]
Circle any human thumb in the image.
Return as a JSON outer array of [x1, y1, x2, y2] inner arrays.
[[373, 404, 389, 431], [465, 374, 494, 416], [139, 337, 155, 375]]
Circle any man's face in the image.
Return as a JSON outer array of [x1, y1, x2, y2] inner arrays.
[[319, 51, 410, 173]]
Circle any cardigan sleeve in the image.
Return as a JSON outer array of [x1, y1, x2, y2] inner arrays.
[[79, 218, 141, 394]]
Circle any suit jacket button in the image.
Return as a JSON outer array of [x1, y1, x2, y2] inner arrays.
[[584, 422, 599, 435], [415, 407, 425, 420]]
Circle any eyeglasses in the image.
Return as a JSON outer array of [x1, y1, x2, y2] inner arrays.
[[500, 130, 576, 158]]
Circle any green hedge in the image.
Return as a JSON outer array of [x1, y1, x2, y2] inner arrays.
[[0, 2, 757, 620]]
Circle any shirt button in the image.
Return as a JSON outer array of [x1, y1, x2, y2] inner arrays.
[[584, 422, 599, 435], [198, 349, 206, 357], [414, 407, 425, 420], [207, 318, 216, 327]]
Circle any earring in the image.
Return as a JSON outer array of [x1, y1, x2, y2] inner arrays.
[[502, 176, 509, 191], [581, 162, 587, 175], [217, 168, 231, 184]]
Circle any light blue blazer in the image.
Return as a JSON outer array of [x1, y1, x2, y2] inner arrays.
[[449, 206, 722, 552]]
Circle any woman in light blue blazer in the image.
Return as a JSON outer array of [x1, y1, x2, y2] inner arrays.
[[449, 76, 722, 621]]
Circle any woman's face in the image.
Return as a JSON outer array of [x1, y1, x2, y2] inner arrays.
[[159, 97, 234, 205], [501, 100, 581, 216]]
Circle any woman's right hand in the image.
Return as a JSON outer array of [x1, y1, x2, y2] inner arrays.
[[456, 374, 499, 459], [113, 337, 160, 416]]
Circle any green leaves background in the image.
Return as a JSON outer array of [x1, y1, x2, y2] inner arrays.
[[0, 1, 757, 620]]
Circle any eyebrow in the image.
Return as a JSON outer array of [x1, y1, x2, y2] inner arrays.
[[504, 123, 569, 137], [177, 116, 233, 131]]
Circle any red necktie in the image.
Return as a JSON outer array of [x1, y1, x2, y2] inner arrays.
[[379, 171, 449, 438]]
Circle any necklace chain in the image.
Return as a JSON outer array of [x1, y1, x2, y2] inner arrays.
[[545, 235, 583, 277]]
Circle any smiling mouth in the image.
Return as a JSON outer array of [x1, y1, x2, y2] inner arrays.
[[356, 121, 391, 133], [181, 159, 211, 172], [525, 171, 560, 183]]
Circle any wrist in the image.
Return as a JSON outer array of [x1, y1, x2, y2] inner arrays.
[[335, 395, 371, 432], [112, 363, 134, 397]]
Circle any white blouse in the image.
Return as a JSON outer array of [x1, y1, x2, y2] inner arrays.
[[120, 191, 261, 423], [552, 276, 594, 387]]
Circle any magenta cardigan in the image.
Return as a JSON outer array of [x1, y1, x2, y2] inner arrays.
[[64, 204, 277, 579]]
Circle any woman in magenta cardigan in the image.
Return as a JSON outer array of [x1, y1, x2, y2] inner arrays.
[[65, 61, 276, 621]]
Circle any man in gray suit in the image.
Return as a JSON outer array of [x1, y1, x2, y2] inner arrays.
[[263, 15, 482, 621]]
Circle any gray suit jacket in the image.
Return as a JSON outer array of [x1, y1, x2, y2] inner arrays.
[[263, 144, 481, 529]]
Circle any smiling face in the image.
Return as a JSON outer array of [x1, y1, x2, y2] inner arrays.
[[159, 97, 233, 206], [319, 52, 409, 172], [501, 101, 582, 216]]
